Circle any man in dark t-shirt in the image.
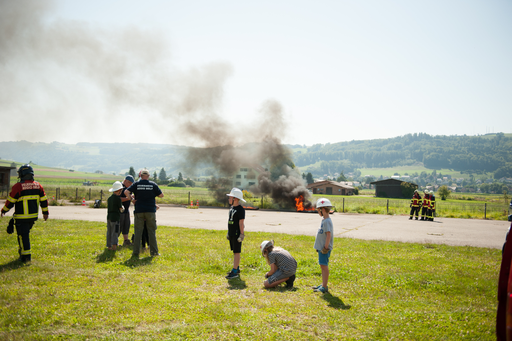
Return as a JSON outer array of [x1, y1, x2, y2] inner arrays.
[[124, 169, 164, 258]]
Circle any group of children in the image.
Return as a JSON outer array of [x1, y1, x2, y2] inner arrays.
[[106, 183, 334, 292], [224, 187, 334, 293]]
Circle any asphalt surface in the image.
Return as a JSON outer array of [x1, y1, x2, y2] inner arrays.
[[31, 204, 511, 249]]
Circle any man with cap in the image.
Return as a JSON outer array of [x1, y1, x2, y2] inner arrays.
[[124, 169, 164, 258], [119, 175, 135, 246]]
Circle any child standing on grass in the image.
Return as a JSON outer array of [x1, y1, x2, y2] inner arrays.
[[106, 181, 124, 250], [225, 188, 245, 279], [313, 198, 333, 293], [260, 240, 297, 289]]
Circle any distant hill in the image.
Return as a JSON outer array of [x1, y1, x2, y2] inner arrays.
[[1, 133, 512, 178], [290, 133, 512, 178], [0, 141, 187, 176]]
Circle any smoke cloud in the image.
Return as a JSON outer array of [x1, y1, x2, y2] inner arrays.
[[0, 0, 311, 208]]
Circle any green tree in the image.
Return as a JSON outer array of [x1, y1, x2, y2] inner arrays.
[[178, 172, 183, 182], [159, 168, 167, 181], [153, 171, 158, 182], [306, 172, 314, 184], [400, 182, 416, 198], [337, 172, 347, 182], [129, 167, 136, 178], [438, 185, 451, 200]]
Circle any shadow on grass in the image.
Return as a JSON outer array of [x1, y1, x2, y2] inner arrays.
[[320, 292, 351, 310], [0, 258, 28, 272], [227, 277, 247, 290], [122, 256, 154, 268], [96, 249, 117, 263]]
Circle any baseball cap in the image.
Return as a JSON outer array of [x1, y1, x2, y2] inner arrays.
[[140, 169, 150, 176], [125, 175, 135, 183]]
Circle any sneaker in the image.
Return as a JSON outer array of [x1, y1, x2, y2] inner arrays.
[[285, 274, 296, 288], [312, 284, 322, 290], [409, 217, 412, 220], [225, 271, 239, 279], [123, 240, 132, 246], [314, 285, 328, 293], [226, 267, 240, 275], [151, 253, 160, 257]]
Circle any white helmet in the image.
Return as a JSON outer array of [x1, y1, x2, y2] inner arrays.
[[260, 240, 273, 255], [316, 198, 332, 208], [109, 181, 123, 192], [227, 188, 246, 202]]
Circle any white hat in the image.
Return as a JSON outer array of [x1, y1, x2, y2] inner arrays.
[[109, 181, 123, 192], [260, 240, 274, 255], [227, 188, 246, 202], [316, 198, 332, 208]]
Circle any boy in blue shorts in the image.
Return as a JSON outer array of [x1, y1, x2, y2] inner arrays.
[[313, 198, 333, 293]]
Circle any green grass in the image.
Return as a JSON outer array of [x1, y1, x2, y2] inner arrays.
[[0, 219, 499, 340]]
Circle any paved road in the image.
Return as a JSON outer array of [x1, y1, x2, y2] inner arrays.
[[37, 204, 510, 249]]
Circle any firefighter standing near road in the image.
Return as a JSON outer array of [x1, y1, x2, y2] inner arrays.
[[409, 190, 421, 220], [1, 164, 49, 263], [420, 190, 430, 221], [428, 190, 436, 221]]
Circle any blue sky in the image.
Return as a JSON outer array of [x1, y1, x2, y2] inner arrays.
[[2, 0, 510, 146]]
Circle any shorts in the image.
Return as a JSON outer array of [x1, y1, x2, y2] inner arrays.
[[317, 249, 331, 266], [268, 269, 295, 284], [229, 237, 242, 254]]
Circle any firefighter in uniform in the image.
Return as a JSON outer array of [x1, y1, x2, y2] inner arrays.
[[409, 190, 421, 220], [428, 190, 436, 221], [1, 164, 49, 262], [420, 189, 430, 221]]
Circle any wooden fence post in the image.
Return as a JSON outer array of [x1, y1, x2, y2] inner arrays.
[[387, 199, 389, 214], [89, 188, 91, 200], [484, 203, 487, 219], [76, 188, 78, 200], [343, 198, 345, 213]]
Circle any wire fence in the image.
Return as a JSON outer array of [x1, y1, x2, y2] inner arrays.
[[5, 185, 509, 220]]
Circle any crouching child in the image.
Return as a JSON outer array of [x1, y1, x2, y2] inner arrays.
[[261, 240, 297, 289]]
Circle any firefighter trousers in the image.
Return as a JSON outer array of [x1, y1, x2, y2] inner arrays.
[[15, 221, 34, 262], [409, 206, 420, 219], [421, 207, 428, 220]]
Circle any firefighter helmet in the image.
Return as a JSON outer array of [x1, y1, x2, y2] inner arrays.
[[17, 164, 34, 178], [316, 198, 332, 208], [260, 240, 274, 255], [227, 188, 246, 202]]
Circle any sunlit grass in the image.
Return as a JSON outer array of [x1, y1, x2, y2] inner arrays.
[[0, 219, 499, 340]]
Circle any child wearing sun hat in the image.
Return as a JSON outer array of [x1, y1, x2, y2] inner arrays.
[[106, 181, 124, 250]]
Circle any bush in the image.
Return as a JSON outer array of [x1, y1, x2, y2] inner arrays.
[[184, 178, 195, 187], [168, 181, 186, 187]]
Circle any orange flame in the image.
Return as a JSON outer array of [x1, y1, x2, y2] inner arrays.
[[295, 195, 315, 212]]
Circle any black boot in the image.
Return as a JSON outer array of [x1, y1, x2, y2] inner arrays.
[[286, 274, 296, 288]]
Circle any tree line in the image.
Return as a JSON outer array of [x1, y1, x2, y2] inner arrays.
[[292, 133, 512, 178]]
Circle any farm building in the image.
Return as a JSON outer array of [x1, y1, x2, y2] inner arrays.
[[307, 180, 355, 195], [0, 165, 16, 194], [370, 178, 418, 198]]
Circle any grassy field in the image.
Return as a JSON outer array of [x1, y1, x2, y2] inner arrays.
[[0, 219, 499, 340], [357, 166, 493, 180], [0, 160, 122, 185]]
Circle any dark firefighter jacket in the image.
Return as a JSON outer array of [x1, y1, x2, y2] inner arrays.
[[1, 180, 49, 221]]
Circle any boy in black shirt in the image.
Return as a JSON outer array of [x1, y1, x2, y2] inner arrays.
[[225, 188, 246, 279]]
